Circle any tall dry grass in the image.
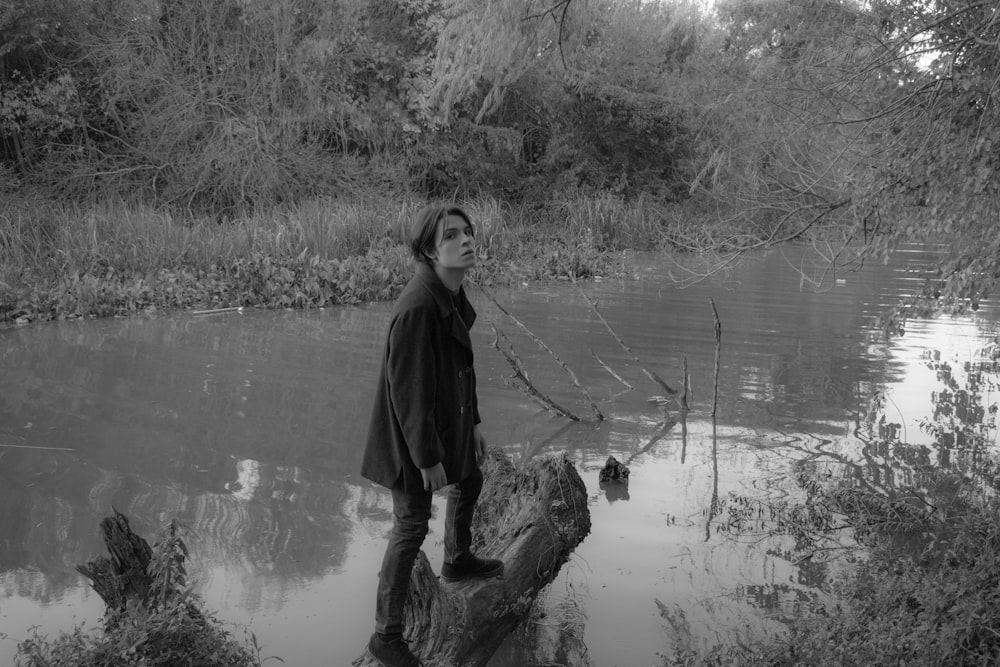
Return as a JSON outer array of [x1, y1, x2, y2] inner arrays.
[[551, 195, 679, 251], [1, 189, 691, 284], [1, 195, 427, 280], [1, 192, 686, 322]]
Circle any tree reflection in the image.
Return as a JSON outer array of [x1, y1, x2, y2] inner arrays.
[[717, 339, 1000, 569], [0, 445, 357, 611]]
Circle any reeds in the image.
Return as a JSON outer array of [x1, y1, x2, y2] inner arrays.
[[0, 192, 712, 323], [554, 194, 676, 251], [1, 195, 421, 278]]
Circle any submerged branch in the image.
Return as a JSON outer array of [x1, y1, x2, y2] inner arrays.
[[580, 291, 678, 399], [493, 326, 582, 421], [479, 283, 603, 421], [710, 298, 722, 418], [592, 350, 634, 390]]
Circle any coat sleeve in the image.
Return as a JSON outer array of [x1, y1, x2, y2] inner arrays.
[[386, 306, 444, 470]]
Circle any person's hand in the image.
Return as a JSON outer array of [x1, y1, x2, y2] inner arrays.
[[474, 425, 487, 464], [420, 463, 447, 492]]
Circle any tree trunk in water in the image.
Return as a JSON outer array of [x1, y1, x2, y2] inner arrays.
[[76, 508, 154, 613], [354, 449, 591, 667]]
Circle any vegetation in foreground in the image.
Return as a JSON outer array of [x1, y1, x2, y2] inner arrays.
[[16, 518, 266, 667], [666, 344, 1000, 666]]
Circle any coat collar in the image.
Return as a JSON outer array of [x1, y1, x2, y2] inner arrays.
[[414, 263, 476, 351]]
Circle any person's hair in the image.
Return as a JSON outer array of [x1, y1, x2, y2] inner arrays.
[[408, 204, 474, 265]]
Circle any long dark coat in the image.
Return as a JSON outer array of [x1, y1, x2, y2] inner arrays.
[[360, 263, 481, 493]]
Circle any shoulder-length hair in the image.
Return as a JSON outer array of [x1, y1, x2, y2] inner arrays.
[[409, 204, 474, 265]]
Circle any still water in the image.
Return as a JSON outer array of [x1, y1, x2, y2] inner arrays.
[[1, 245, 997, 666]]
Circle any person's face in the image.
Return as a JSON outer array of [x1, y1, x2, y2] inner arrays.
[[431, 214, 476, 270]]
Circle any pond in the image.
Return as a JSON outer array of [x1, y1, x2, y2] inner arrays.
[[1, 244, 997, 666]]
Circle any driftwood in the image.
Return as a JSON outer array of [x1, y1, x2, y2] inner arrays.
[[598, 455, 630, 483], [355, 449, 591, 667], [76, 508, 155, 613]]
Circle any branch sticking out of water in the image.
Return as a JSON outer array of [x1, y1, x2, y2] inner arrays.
[[190, 306, 244, 316], [681, 355, 691, 411], [492, 326, 582, 421], [710, 298, 722, 418], [580, 291, 678, 400], [592, 351, 633, 390], [478, 283, 604, 421]]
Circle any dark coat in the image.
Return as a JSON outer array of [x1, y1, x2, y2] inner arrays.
[[360, 263, 481, 493]]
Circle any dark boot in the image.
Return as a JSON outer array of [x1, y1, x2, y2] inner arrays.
[[368, 633, 423, 667], [440, 554, 504, 583]]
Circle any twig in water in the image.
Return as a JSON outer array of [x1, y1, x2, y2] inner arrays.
[[580, 291, 677, 398], [710, 298, 722, 418], [592, 351, 633, 390], [681, 355, 691, 411], [478, 284, 603, 421], [0, 444, 74, 451], [190, 306, 244, 316], [493, 327, 582, 421]]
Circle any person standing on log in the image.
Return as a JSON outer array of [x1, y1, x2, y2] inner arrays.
[[360, 204, 504, 667]]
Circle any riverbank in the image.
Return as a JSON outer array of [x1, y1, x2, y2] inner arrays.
[[0, 194, 688, 327]]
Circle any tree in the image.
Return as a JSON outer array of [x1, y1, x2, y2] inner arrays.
[[679, 0, 883, 248], [418, 0, 707, 200], [0, 0, 89, 171], [858, 0, 1000, 315], [676, 0, 999, 320], [4, 0, 450, 212]]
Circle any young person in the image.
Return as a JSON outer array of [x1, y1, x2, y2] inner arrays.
[[360, 204, 504, 667]]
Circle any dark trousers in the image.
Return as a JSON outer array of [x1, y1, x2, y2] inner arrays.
[[375, 468, 484, 637]]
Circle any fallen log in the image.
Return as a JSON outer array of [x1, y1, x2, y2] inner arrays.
[[354, 448, 591, 667]]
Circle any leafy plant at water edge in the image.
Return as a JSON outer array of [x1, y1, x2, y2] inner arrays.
[[16, 599, 266, 667], [16, 517, 267, 667], [690, 344, 1000, 666]]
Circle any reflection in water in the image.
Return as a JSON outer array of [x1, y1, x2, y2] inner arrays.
[[706, 419, 719, 543], [0, 245, 997, 666]]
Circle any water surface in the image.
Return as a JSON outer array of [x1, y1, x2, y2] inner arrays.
[[1, 245, 996, 666]]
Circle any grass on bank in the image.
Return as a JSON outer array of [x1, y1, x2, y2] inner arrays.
[[0, 194, 680, 325]]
